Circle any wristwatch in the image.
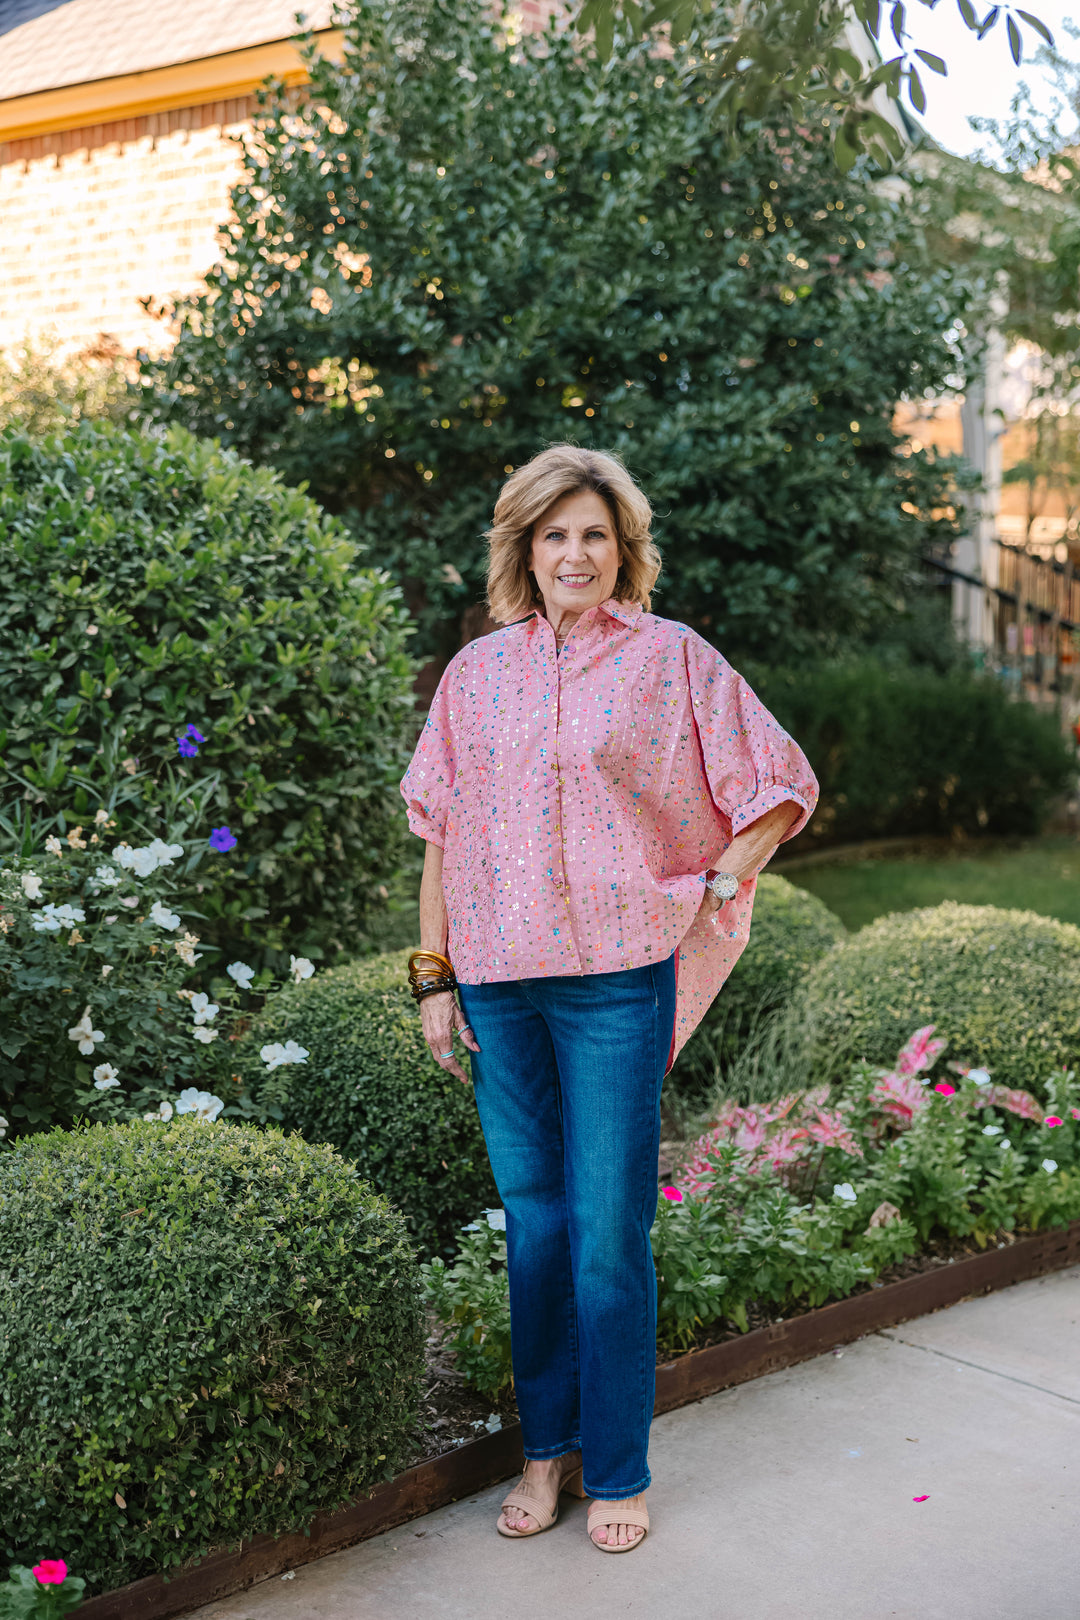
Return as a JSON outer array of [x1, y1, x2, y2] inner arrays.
[[705, 870, 740, 902]]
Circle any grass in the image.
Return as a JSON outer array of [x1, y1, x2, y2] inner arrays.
[[778, 834, 1080, 933]]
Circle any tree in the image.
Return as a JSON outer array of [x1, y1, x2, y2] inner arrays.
[[577, 0, 1056, 171], [143, 0, 972, 670]]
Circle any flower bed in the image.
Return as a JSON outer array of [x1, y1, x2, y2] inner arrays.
[[426, 1027, 1080, 1383]]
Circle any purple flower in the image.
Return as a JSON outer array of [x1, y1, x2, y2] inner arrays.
[[184, 725, 206, 744], [209, 826, 237, 853], [177, 737, 199, 758]]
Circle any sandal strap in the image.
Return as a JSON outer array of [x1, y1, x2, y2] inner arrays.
[[500, 1486, 557, 1530], [587, 1504, 650, 1532]]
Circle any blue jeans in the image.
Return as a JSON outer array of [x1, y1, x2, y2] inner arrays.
[[457, 956, 677, 1501]]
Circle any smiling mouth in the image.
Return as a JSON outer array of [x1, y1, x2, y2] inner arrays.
[[557, 574, 595, 585]]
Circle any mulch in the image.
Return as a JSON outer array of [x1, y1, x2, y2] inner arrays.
[[404, 1227, 1021, 1466]]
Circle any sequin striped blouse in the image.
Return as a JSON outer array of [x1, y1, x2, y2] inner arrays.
[[400, 597, 819, 1066]]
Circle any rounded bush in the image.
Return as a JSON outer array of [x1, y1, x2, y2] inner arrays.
[[797, 901, 1080, 1096], [0, 1119, 424, 1593], [237, 949, 497, 1257], [0, 421, 417, 966], [671, 874, 846, 1092]]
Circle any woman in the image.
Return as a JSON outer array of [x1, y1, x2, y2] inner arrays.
[[401, 445, 818, 1554]]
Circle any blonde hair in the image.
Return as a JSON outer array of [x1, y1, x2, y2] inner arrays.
[[485, 444, 662, 625]]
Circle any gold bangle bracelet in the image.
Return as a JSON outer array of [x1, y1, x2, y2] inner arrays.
[[409, 948, 454, 976]]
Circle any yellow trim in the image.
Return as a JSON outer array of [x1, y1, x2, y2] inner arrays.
[[0, 29, 346, 145]]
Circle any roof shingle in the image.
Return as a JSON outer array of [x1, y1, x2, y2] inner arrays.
[[0, 0, 336, 103]]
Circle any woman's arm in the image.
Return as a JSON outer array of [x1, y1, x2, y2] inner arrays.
[[702, 800, 802, 913], [417, 840, 479, 1083]]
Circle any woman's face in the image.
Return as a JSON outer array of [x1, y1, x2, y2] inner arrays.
[[527, 489, 621, 621]]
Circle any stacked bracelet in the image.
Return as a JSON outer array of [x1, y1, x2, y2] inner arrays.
[[407, 949, 458, 1003]]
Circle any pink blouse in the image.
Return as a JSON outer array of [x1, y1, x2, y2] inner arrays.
[[400, 598, 819, 1067]]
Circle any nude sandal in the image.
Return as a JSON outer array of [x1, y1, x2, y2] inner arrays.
[[587, 1501, 650, 1553], [496, 1455, 587, 1538]]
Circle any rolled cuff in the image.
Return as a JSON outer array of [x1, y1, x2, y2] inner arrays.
[[727, 782, 813, 843], [404, 802, 446, 848]]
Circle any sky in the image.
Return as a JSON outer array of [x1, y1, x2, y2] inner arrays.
[[896, 0, 1078, 161]]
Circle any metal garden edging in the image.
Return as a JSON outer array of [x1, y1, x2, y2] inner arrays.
[[75, 1218, 1080, 1620]]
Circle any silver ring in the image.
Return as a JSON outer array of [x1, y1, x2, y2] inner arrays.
[[439, 1049, 454, 1059]]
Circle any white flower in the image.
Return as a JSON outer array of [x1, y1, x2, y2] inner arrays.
[[0, 1115, 7, 1139], [67, 1005, 104, 1056], [1042, 1158, 1058, 1174], [112, 843, 162, 878], [118, 896, 139, 909], [101, 964, 114, 978], [20, 871, 43, 900], [148, 899, 181, 932], [175, 932, 201, 967], [175, 1087, 224, 1122], [967, 1068, 992, 1086], [92, 865, 121, 889], [45, 836, 63, 857], [833, 1183, 857, 1203], [983, 1125, 1003, 1136], [146, 838, 184, 867], [92, 1063, 120, 1091], [190, 992, 219, 1025], [31, 902, 86, 934], [260, 1040, 310, 1072], [142, 1100, 174, 1122], [94, 808, 111, 826], [226, 961, 256, 988], [484, 1207, 507, 1231], [1000, 1138, 1011, 1151], [192, 1027, 218, 1044], [290, 955, 315, 984]]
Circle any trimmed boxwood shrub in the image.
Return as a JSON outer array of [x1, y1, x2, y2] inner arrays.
[[0, 421, 417, 968], [743, 658, 1077, 846], [670, 874, 847, 1094], [0, 1119, 424, 1593], [797, 901, 1080, 1096], [236, 948, 497, 1257]]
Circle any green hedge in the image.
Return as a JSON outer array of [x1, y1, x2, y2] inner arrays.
[[236, 949, 497, 1257], [797, 901, 1080, 1096], [670, 874, 846, 1095], [0, 1119, 424, 1593], [0, 421, 418, 968], [743, 659, 1077, 845]]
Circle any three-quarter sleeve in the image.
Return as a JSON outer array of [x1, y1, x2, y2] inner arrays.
[[400, 667, 457, 847], [684, 631, 819, 846]]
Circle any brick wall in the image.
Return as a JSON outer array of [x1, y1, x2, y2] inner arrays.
[[0, 3, 565, 359], [0, 99, 254, 355]]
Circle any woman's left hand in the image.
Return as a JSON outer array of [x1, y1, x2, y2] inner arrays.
[[699, 878, 724, 916]]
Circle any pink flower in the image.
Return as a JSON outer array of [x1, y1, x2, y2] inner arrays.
[[912, 1495, 929, 1503], [934, 1082, 956, 1096], [1072, 1108, 1080, 1122], [662, 1186, 684, 1203], [32, 1561, 68, 1586], [1045, 1116, 1063, 1128]]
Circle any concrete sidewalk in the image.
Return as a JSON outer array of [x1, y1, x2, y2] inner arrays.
[[187, 1266, 1080, 1620]]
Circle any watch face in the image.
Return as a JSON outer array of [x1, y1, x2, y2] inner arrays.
[[710, 872, 739, 901]]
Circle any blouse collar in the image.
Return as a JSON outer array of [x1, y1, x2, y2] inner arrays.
[[523, 597, 644, 631]]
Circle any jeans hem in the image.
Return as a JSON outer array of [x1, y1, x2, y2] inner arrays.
[[582, 1471, 651, 1501], [523, 1439, 582, 1460]]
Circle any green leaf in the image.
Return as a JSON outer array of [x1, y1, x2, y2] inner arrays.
[[907, 62, 927, 112], [1006, 13, 1022, 62], [914, 48, 947, 74], [1016, 8, 1054, 44]]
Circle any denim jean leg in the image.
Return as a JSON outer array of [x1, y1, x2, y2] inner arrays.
[[534, 955, 677, 1501], [457, 979, 582, 1459]]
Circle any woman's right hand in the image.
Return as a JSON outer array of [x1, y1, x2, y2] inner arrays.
[[419, 989, 480, 1084]]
